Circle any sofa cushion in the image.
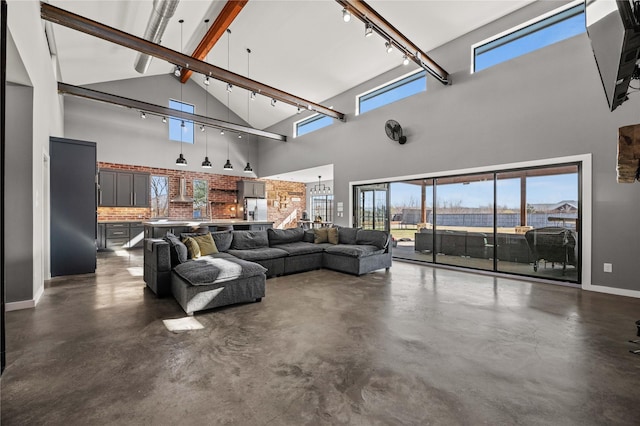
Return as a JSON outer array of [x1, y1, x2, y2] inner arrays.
[[327, 227, 339, 244], [211, 230, 233, 252], [324, 244, 384, 258], [314, 228, 329, 244], [182, 236, 201, 259], [303, 230, 315, 243], [356, 229, 389, 249], [227, 247, 289, 261], [181, 230, 233, 252], [272, 242, 325, 256], [267, 227, 304, 245], [337, 227, 359, 245], [192, 233, 218, 256], [163, 232, 188, 266], [173, 256, 267, 286], [231, 230, 269, 250]]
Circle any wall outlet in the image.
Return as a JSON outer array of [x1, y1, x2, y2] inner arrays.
[[604, 263, 613, 273]]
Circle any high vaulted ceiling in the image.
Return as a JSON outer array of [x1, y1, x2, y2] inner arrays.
[[49, 0, 535, 131]]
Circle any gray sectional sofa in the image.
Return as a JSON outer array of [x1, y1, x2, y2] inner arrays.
[[144, 227, 392, 315]]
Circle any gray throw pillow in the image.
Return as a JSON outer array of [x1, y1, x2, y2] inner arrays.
[[163, 232, 188, 266], [211, 230, 233, 252], [302, 230, 315, 243], [230, 230, 269, 250], [338, 227, 359, 245], [267, 227, 304, 245]]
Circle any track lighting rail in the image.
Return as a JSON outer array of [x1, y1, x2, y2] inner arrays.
[[57, 82, 287, 141], [41, 2, 346, 122], [336, 0, 450, 85]]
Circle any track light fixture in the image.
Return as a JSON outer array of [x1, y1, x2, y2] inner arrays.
[[238, 133, 242, 139], [204, 75, 210, 86], [365, 23, 373, 37], [403, 55, 409, 66], [342, 8, 351, 22], [220, 129, 224, 135], [250, 91, 256, 100], [180, 120, 186, 128], [174, 65, 182, 77], [297, 106, 302, 114], [271, 98, 277, 107], [162, 116, 167, 123], [200, 124, 205, 132], [331, 0, 449, 84], [140, 111, 146, 119], [226, 83, 233, 92]]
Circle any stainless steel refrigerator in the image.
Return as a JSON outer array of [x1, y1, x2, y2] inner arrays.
[[244, 198, 267, 221]]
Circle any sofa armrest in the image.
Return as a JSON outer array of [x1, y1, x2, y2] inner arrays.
[[143, 238, 172, 297]]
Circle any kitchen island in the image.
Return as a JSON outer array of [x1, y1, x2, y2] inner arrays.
[[143, 219, 274, 239]]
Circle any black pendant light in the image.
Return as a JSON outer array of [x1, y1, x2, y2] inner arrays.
[[223, 28, 233, 170], [243, 48, 253, 174], [175, 19, 187, 167]]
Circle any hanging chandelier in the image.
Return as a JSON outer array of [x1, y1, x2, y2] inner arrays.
[[310, 176, 331, 195]]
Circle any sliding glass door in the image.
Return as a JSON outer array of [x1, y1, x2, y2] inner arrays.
[[434, 173, 495, 271], [353, 163, 581, 284], [354, 183, 389, 231]]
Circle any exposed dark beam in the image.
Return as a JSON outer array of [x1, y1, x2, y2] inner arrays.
[[57, 82, 287, 141], [336, 0, 450, 85], [181, 0, 248, 84], [41, 2, 345, 122]]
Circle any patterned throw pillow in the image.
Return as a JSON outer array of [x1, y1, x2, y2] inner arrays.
[[182, 236, 201, 259], [192, 233, 219, 256]]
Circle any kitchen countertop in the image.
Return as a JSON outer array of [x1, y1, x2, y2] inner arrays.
[[143, 219, 273, 227]]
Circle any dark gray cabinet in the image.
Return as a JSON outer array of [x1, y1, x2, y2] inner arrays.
[[50, 137, 97, 276], [116, 173, 133, 206], [98, 171, 117, 206], [133, 173, 149, 207], [237, 180, 266, 199], [97, 222, 144, 250], [99, 170, 149, 207]]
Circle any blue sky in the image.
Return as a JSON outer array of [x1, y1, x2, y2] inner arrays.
[[390, 174, 578, 209]]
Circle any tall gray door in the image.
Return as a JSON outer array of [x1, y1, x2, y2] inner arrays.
[[50, 137, 97, 276]]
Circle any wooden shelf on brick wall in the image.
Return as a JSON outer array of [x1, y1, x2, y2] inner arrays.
[[210, 188, 238, 194]]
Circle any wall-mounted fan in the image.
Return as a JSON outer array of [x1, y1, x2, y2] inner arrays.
[[385, 119, 407, 144]]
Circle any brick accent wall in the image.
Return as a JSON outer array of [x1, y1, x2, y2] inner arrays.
[[97, 162, 306, 228]]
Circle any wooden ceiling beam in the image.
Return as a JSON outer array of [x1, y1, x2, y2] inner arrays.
[[335, 0, 450, 85], [181, 0, 248, 84], [41, 2, 345, 122]]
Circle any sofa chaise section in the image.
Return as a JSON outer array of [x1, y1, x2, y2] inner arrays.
[[171, 255, 266, 315]]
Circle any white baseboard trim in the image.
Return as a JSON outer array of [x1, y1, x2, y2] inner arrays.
[[5, 285, 45, 311], [6, 299, 36, 311], [584, 283, 640, 299]]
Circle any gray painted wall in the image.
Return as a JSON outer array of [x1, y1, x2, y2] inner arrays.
[[258, 2, 640, 292], [5, 84, 33, 302], [64, 74, 259, 175]]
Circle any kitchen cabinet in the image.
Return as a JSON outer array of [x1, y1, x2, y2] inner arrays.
[[237, 180, 266, 198], [97, 222, 145, 251], [98, 171, 117, 206], [98, 170, 149, 207]]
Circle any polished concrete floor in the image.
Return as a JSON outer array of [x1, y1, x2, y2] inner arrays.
[[2, 250, 640, 425]]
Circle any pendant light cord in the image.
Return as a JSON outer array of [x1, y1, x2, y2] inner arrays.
[[226, 29, 231, 161], [204, 19, 209, 158], [179, 19, 184, 154]]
